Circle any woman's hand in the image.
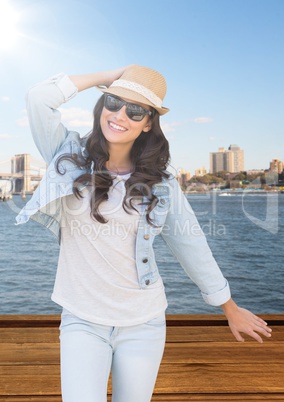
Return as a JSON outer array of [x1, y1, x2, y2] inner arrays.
[[221, 298, 272, 343], [69, 65, 134, 92], [102, 65, 134, 88]]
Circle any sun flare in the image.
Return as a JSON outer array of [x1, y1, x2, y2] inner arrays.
[[0, 0, 19, 50]]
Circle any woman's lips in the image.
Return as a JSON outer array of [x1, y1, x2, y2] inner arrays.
[[108, 121, 127, 132]]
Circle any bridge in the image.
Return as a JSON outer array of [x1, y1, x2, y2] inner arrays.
[[0, 154, 45, 195]]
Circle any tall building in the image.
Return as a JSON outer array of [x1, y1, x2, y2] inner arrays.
[[269, 158, 283, 173], [176, 168, 191, 187], [228, 144, 245, 173], [11, 154, 31, 193], [195, 166, 207, 177], [210, 144, 244, 174]]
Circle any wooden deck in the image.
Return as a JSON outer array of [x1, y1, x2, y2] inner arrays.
[[0, 314, 284, 401]]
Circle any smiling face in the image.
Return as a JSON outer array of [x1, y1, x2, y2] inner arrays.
[[100, 97, 152, 148]]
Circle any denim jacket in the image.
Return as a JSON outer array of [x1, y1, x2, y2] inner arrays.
[[16, 73, 230, 306]]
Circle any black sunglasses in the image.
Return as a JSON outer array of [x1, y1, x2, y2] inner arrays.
[[104, 94, 153, 122]]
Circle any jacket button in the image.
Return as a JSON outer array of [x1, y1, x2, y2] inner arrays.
[[145, 279, 150, 286], [144, 235, 150, 240], [142, 258, 148, 263]]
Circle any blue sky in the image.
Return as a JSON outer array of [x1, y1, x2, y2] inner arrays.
[[0, 0, 283, 175]]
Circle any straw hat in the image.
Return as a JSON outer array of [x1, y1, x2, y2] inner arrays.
[[96, 64, 169, 115]]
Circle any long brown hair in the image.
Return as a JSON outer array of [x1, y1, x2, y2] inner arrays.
[[56, 94, 171, 225]]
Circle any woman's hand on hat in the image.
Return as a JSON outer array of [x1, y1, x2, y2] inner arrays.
[[69, 65, 135, 93], [221, 298, 272, 343], [102, 65, 135, 88]]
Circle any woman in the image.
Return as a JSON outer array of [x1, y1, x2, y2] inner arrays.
[[16, 65, 272, 402]]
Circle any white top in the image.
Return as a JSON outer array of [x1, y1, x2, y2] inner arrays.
[[51, 174, 168, 326]]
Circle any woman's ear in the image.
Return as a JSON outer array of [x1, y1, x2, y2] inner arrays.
[[142, 121, 152, 133]]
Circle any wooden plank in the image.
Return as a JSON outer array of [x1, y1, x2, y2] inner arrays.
[[1, 395, 284, 402], [162, 342, 284, 364], [0, 326, 283, 344], [0, 366, 61, 395], [0, 329, 59, 344], [0, 325, 283, 344], [0, 398, 62, 402], [0, 399, 62, 402], [154, 363, 284, 394], [1, 341, 283, 365], [152, 396, 284, 401], [166, 314, 284, 326], [0, 397, 284, 402], [0, 316, 60, 328], [0, 344, 59, 365], [166, 325, 284, 342], [0, 396, 284, 402], [1, 363, 284, 395], [1, 314, 283, 327]]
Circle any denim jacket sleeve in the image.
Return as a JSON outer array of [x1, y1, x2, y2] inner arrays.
[[160, 176, 231, 306], [26, 73, 78, 164]]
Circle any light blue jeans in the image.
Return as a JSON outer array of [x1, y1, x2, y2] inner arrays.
[[59, 309, 166, 402]]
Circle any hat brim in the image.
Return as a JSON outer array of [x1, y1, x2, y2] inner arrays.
[[95, 86, 169, 115]]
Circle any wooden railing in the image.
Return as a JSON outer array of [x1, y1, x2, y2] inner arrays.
[[0, 314, 284, 401]]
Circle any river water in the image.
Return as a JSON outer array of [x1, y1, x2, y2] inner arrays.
[[0, 192, 283, 315]]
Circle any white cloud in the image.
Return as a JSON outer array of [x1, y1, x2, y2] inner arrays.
[[59, 107, 93, 128], [16, 109, 29, 127], [161, 117, 212, 133], [0, 133, 16, 139], [193, 117, 213, 124], [16, 116, 29, 127], [1, 96, 10, 102], [161, 121, 185, 133], [15, 107, 93, 130]]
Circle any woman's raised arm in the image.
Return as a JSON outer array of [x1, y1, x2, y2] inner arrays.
[[69, 66, 130, 92], [26, 66, 130, 165]]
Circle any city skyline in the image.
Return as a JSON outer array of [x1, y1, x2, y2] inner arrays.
[[0, 0, 284, 176], [0, 149, 280, 178]]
